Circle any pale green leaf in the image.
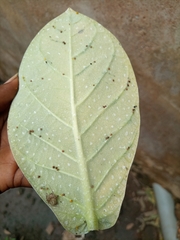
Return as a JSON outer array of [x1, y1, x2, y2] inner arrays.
[[8, 8, 140, 234]]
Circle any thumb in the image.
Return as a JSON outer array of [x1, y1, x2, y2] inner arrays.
[[0, 74, 19, 112]]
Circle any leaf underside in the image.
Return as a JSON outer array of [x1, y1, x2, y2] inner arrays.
[[8, 8, 140, 234]]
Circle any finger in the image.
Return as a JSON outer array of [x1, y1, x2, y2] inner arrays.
[[0, 74, 19, 112], [14, 168, 32, 189], [0, 146, 31, 192]]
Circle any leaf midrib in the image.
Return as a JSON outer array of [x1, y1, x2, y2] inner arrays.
[[68, 14, 98, 231]]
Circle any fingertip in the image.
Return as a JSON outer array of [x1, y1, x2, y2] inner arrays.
[[4, 73, 18, 85]]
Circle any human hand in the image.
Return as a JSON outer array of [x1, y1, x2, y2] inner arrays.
[[0, 74, 31, 193]]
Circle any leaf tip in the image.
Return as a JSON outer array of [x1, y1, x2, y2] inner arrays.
[[65, 7, 77, 14]]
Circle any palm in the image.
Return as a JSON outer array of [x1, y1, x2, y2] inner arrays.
[[0, 75, 30, 192]]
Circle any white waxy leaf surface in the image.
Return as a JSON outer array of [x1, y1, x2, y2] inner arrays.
[[8, 8, 140, 234]]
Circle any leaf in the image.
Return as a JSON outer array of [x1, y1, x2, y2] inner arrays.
[[7, 8, 140, 234]]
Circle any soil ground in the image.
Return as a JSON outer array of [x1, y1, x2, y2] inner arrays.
[[0, 163, 163, 240]]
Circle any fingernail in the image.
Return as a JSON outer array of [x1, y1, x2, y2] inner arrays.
[[4, 73, 18, 84]]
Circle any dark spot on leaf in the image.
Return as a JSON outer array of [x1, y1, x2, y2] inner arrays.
[[93, 84, 95, 86], [90, 46, 93, 48], [62, 150, 65, 153], [62, 41, 66, 45], [76, 11, 79, 14], [90, 63, 92, 65], [41, 77, 44, 80], [39, 135, 42, 138], [73, 57, 76, 60], [112, 79, 115, 82], [86, 45, 88, 47], [127, 146, 130, 150], [94, 61, 96, 63], [91, 185, 94, 188], [105, 136, 110, 140], [103, 105, 107, 108], [29, 130, 34, 135], [62, 73, 65, 76], [46, 193, 58, 206], [52, 25, 56, 29], [70, 199, 73, 203], [52, 166, 59, 171], [61, 193, 65, 196], [38, 175, 41, 178], [30, 79, 32, 82], [40, 187, 49, 190], [132, 105, 137, 113], [60, 30, 63, 33], [40, 128, 43, 131], [16, 126, 18, 129], [108, 68, 111, 70]]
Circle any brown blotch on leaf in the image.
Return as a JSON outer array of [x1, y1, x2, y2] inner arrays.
[[46, 193, 58, 206], [70, 199, 73, 203], [38, 175, 41, 178], [29, 130, 34, 135], [132, 105, 137, 114], [103, 105, 107, 108], [62, 150, 65, 153], [40, 187, 49, 190]]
